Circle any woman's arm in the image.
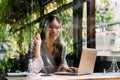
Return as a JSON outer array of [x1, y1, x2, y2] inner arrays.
[[58, 41, 78, 72], [28, 33, 44, 73]]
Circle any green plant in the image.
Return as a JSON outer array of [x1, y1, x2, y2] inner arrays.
[[0, 57, 14, 74]]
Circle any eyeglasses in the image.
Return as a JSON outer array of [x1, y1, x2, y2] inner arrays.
[[48, 24, 61, 29]]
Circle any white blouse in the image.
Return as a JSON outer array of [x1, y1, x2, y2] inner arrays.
[[30, 41, 68, 73]]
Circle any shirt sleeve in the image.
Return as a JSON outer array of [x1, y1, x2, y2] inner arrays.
[[28, 41, 44, 73], [61, 42, 69, 68], [32, 57, 44, 73]]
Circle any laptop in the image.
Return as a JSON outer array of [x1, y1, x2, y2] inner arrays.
[[54, 48, 97, 75]]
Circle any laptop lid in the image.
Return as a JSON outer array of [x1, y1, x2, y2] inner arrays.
[[77, 48, 97, 75]]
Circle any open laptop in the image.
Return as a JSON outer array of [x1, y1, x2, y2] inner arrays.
[[54, 48, 97, 75]]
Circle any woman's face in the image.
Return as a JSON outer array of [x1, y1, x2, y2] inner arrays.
[[45, 19, 61, 41]]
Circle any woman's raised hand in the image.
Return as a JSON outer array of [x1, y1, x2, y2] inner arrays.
[[34, 33, 42, 47], [34, 33, 42, 58]]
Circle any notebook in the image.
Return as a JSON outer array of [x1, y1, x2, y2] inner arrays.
[[7, 72, 28, 77], [54, 48, 97, 75]]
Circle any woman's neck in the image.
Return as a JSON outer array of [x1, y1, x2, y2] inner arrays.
[[46, 40, 55, 55], [46, 40, 54, 47]]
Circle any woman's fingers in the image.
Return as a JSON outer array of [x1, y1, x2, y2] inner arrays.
[[35, 33, 41, 40], [69, 67, 78, 72], [59, 66, 78, 72], [34, 33, 42, 46], [64, 67, 78, 72]]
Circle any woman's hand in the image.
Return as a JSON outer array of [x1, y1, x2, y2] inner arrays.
[[67, 67, 78, 72], [34, 33, 42, 58], [59, 66, 78, 72], [34, 33, 42, 47]]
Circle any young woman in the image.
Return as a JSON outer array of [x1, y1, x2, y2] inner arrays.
[[28, 15, 77, 74]]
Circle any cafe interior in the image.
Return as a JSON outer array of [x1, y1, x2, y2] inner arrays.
[[0, 0, 120, 80]]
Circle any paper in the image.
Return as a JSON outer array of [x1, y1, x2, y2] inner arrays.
[[7, 72, 28, 76]]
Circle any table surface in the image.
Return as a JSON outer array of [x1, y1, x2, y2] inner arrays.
[[6, 73, 120, 80]]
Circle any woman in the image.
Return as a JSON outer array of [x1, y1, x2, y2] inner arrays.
[[28, 15, 77, 74]]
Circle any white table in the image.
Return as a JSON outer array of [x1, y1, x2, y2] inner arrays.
[[6, 73, 120, 80]]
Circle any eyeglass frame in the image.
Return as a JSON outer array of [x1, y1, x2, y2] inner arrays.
[[46, 23, 61, 29]]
